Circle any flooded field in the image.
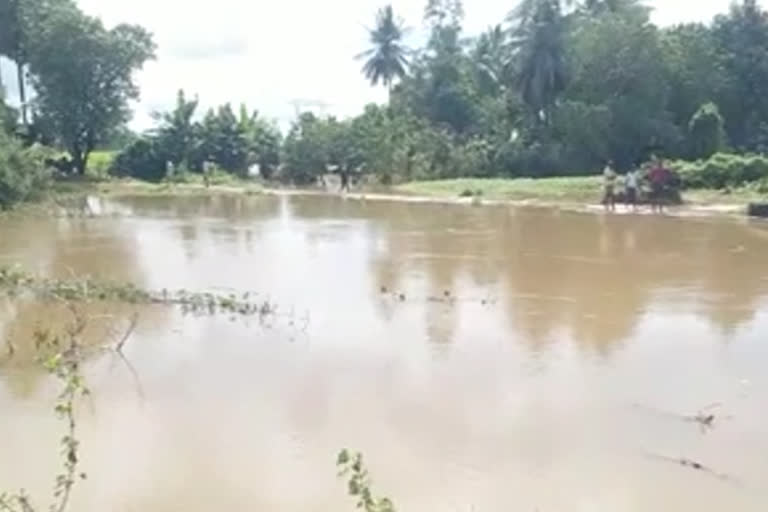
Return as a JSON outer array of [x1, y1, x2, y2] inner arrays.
[[1, 194, 767, 511]]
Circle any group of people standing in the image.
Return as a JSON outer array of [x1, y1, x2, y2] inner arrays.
[[602, 157, 673, 213]]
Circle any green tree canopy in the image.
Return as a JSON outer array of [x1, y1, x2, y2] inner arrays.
[[688, 102, 726, 160], [357, 5, 410, 97], [509, 0, 568, 127], [26, 4, 155, 173], [713, 0, 768, 150]]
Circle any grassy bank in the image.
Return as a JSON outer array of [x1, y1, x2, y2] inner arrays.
[[396, 177, 767, 206], [52, 176, 263, 198], [0, 178, 263, 218], [397, 177, 603, 203]]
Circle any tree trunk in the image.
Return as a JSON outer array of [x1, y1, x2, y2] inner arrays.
[[80, 150, 90, 176], [16, 61, 27, 126], [70, 144, 89, 175]]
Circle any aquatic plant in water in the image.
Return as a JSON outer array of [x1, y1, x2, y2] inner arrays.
[[0, 266, 280, 321], [337, 449, 395, 512], [0, 309, 90, 512]]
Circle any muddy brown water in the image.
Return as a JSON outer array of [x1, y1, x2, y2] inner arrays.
[[1, 194, 767, 511]]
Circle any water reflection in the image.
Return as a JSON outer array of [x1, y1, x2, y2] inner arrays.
[[2, 194, 767, 358], [325, 200, 768, 352], [1, 194, 767, 511]]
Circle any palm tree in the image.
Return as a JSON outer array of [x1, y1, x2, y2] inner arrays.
[[508, 0, 568, 126], [357, 5, 410, 100], [472, 25, 510, 95]]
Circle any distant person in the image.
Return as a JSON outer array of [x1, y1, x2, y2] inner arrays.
[[340, 170, 350, 193], [602, 160, 617, 212], [625, 165, 639, 211], [648, 157, 670, 213], [202, 161, 212, 188]]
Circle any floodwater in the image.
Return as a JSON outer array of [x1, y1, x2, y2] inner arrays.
[[1, 194, 767, 511]]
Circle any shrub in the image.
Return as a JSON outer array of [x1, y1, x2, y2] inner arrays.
[[687, 103, 726, 160], [163, 166, 195, 184], [495, 141, 569, 178], [0, 97, 17, 134], [86, 150, 116, 179], [451, 138, 493, 178], [111, 138, 168, 182], [0, 133, 53, 209], [671, 152, 768, 189]]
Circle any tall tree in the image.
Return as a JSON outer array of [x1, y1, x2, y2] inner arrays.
[[424, 0, 465, 56], [424, 0, 464, 29], [509, 0, 568, 126], [564, 0, 674, 166], [198, 104, 249, 174], [660, 23, 727, 128], [282, 112, 330, 184], [357, 5, 410, 98], [27, 5, 155, 173], [471, 25, 510, 95], [713, 0, 768, 149], [154, 89, 200, 168], [0, 0, 75, 126], [237, 105, 281, 177], [0, 0, 27, 125]]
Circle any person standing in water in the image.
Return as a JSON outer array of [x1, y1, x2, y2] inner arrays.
[[624, 164, 640, 211], [602, 160, 617, 212], [648, 157, 669, 213], [340, 170, 350, 193]]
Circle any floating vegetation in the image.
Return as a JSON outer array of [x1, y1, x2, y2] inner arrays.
[[644, 452, 736, 483], [0, 307, 92, 512], [0, 266, 283, 321], [633, 401, 733, 434], [637, 401, 741, 485], [336, 450, 395, 512], [378, 284, 497, 306]]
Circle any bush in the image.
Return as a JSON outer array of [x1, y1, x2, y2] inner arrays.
[[163, 165, 195, 184], [162, 163, 240, 186], [86, 150, 116, 179], [111, 138, 168, 182], [671, 152, 768, 189], [687, 103, 726, 160], [0, 97, 17, 135], [0, 133, 53, 209], [451, 138, 493, 178], [494, 140, 570, 178]]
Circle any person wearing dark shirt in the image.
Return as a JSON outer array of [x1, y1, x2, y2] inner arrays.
[[648, 158, 670, 213]]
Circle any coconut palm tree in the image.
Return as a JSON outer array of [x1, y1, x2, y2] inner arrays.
[[357, 5, 410, 100], [472, 25, 510, 95], [508, 0, 568, 126]]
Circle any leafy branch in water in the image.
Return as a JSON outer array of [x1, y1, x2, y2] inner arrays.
[[0, 306, 91, 512], [336, 450, 395, 512], [0, 266, 282, 321]]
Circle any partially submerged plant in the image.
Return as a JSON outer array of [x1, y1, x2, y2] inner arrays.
[[0, 307, 91, 512], [336, 450, 395, 512], [0, 266, 282, 322]]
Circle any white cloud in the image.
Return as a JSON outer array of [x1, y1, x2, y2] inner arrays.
[[2, 1, 762, 132]]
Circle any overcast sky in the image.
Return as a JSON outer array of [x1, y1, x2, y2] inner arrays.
[[0, 0, 760, 131]]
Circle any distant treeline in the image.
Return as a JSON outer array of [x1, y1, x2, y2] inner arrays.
[[4, 0, 768, 195]]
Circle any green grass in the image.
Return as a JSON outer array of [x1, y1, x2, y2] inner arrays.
[[85, 150, 117, 179], [396, 177, 602, 203], [396, 177, 767, 206], [684, 187, 768, 205], [51, 177, 263, 198]]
